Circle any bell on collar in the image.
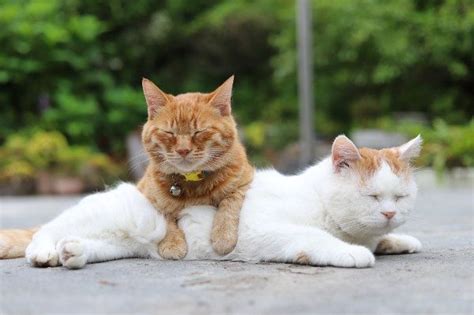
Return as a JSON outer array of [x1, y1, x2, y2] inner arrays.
[[169, 184, 182, 197]]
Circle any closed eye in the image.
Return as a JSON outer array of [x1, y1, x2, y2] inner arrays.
[[158, 129, 175, 136], [395, 195, 408, 202], [368, 194, 380, 201], [193, 128, 207, 136]]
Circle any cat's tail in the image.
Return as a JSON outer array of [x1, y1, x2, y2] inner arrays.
[[0, 227, 39, 259]]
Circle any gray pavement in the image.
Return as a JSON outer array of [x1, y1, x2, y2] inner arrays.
[[0, 185, 473, 314]]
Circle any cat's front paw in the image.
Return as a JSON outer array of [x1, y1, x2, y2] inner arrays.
[[158, 236, 187, 260], [210, 213, 238, 255], [375, 234, 422, 254], [334, 245, 375, 268], [211, 228, 238, 256], [404, 236, 422, 253], [26, 243, 59, 268], [57, 238, 87, 269]]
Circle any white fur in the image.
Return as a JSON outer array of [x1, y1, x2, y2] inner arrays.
[[26, 183, 165, 268], [26, 138, 422, 269]]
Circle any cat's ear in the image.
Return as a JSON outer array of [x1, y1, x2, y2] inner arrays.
[[396, 135, 423, 162], [142, 78, 171, 119], [331, 135, 361, 173], [209, 75, 234, 116]]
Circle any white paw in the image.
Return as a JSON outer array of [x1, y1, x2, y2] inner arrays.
[[334, 245, 375, 268], [376, 234, 422, 254], [26, 243, 59, 268], [57, 238, 87, 269], [400, 235, 422, 253]]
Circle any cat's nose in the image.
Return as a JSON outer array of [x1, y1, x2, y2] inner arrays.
[[381, 211, 396, 219], [176, 148, 191, 157]]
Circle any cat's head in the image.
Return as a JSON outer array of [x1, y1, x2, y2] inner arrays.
[[324, 135, 422, 238], [141, 76, 238, 174]]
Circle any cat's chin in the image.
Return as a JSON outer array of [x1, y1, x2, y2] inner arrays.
[[151, 161, 196, 175], [169, 161, 204, 174], [360, 220, 403, 236]]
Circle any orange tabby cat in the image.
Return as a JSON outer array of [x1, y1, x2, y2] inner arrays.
[[138, 76, 254, 259]]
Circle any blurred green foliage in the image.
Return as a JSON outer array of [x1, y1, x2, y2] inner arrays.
[[0, 130, 122, 188], [375, 117, 474, 173], [0, 0, 472, 165], [273, 0, 474, 135]]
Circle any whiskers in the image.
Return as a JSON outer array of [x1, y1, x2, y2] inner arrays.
[[337, 214, 397, 236], [337, 217, 367, 234], [128, 148, 167, 175], [128, 152, 150, 174], [190, 151, 207, 160], [204, 147, 227, 164], [165, 155, 183, 162], [142, 146, 228, 173]]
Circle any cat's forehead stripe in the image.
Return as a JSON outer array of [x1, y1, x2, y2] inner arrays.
[[356, 148, 410, 178], [380, 149, 408, 176]]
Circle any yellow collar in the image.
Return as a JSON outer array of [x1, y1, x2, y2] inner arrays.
[[182, 171, 205, 182]]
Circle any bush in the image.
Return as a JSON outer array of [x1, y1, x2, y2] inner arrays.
[[0, 130, 122, 192], [374, 118, 474, 174], [272, 0, 474, 135], [0, 0, 472, 165]]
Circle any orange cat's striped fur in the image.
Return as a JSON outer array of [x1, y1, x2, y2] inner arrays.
[[138, 76, 254, 259]]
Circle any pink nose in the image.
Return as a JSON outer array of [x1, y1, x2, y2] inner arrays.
[[176, 149, 191, 157], [381, 211, 396, 219]]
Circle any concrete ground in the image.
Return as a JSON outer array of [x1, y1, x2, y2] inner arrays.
[[0, 184, 473, 314]]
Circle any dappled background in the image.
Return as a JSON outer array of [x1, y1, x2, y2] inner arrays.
[[0, 0, 473, 195]]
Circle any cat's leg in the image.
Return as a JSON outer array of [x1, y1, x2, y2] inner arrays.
[[375, 233, 422, 255], [242, 224, 375, 268], [157, 216, 187, 260], [211, 190, 245, 255], [56, 237, 147, 269]]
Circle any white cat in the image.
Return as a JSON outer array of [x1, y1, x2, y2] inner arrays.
[[23, 135, 422, 269]]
